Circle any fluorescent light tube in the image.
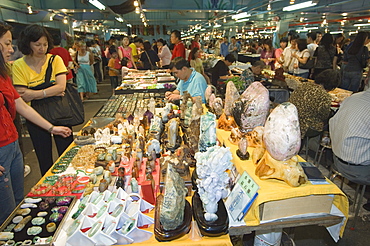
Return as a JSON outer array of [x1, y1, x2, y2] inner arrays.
[[283, 1, 317, 11], [236, 18, 250, 23], [115, 17, 123, 22], [354, 23, 370, 26], [89, 0, 106, 11], [214, 23, 221, 28], [232, 12, 251, 20], [330, 31, 343, 34]]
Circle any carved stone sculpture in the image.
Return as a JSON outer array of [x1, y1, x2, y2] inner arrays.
[[217, 113, 238, 131], [195, 146, 232, 221], [160, 164, 187, 230], [255, 151, 307, 187], [224, 82, 240, 116], [199, 112, 217, 152], [232, 82, 270, 133]]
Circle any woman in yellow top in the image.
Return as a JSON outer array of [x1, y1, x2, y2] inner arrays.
[[12, 24, 74, 175], [189, 47, 210, 84]]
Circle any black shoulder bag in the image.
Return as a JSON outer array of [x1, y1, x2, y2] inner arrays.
[[145, 51, 158, 70], [299, 50, 315, 69], [30, 55, 84, 126]]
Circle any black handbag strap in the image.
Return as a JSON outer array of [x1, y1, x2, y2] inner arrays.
[[30, 55, 56, 90], [45, 55, 56, 84]]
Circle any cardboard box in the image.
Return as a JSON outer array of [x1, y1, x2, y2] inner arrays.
[[259, 195, 334, 221]]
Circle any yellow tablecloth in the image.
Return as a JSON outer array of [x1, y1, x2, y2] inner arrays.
[[216, 128, 349, 236]]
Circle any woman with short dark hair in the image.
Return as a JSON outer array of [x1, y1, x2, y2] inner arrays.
[[291, 38, 310, 78], [0, 22, 71, 224], [12, 24, 74, 176], [140, 40, 159, 70]]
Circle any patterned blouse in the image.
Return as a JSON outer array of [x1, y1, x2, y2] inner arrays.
[[289, 82, 332, 138]]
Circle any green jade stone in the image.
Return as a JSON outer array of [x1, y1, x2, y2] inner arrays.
[[111, 204, 124, 218], [66, 220, 81, 237]]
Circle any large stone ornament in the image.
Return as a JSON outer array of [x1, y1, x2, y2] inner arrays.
[[263, 102, 301, 161], [198, 112, 217, 152], [195, 146, 232, 221], [160, 164, 187, 230], [224, 82, 240, 116], [232, 82, 270, 133]]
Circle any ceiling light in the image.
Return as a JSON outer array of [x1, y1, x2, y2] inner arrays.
[[83, 9, 86, 12], [283, 1, 317, 11], [232, 12, 251, 20], [267, 4, 271, 11], [135, 7, 140, 14], [223, 18, 226, 23], [49, 13, 55, 21], [300, 17, 304, 22], [115, 17, 123, 22], [330, 31, 343, 34], [134, 0, 139, 7], [236, 18, 249, 23], [290, 0, 295, 4], [63, 18, 68, 24], [342, 13, 348, 16], [354, 23, 370, 27], [88, 0, 106, 10], [127, 23, 132, 27], [214, 23, 221, 28], [61, 9, 67, 12]]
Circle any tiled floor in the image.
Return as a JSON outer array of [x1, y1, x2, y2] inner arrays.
[[21, 79, 370, 246]]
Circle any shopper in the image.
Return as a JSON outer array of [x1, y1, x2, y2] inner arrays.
[[313, 33, 338, 78], [274, 37, 288, 69], [228, 36, 241, 61], [118, 36, 137, 69], [12, 24, 74, 176], [90, 40, 103, 83], [291, 38, 310, 78], [170, 30, 186, 60], [140, 41, 160, 70], [49, 34, 74, 83], [289, 69, 340, 139], [108, 51, 121, 94], [156, 38, 171, 69], [0, 22, 72, 225], [341, 31, 369, 92], [211, 54, 236, 88], [260, 39, 275, 70], [280, 35, 299, 74], [165, 57, 207, 103], [220, 36, 230, 57], [129, 37, 143, 64], [306, 32, 318, 57], [214, 38, 221, 57], [190, 34, 201, 50], [74, 41, 97, 101], [189, 47, 210, 84], [240, 60, 265, 90]]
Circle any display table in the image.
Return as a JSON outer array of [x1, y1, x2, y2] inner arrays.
[[216, 128, 348, 240]]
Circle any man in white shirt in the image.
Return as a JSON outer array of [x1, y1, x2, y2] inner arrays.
[[307, 32, 318, 57]]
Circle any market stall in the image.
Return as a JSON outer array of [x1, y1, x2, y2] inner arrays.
[[0, 79, 349, 246]]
